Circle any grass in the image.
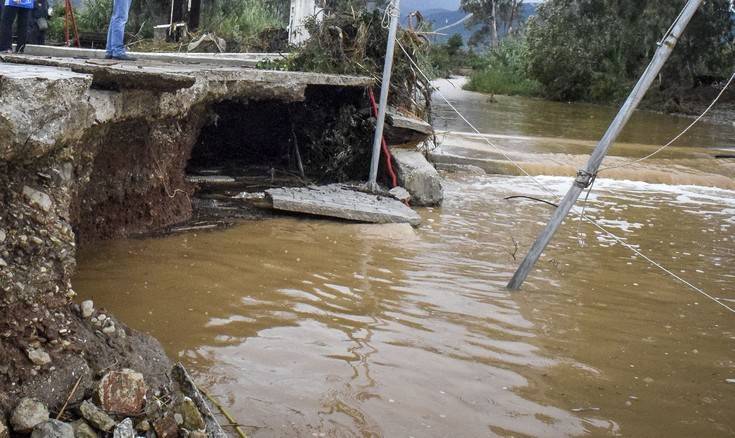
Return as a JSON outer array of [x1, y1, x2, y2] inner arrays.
[[465, 64, 542, 97]]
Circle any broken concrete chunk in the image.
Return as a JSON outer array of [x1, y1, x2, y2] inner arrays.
[[391, 150, 444, 207], [153, 412, 179, 438], [0, 258, 7, 268], [71, 420, 97, 438], [97, 369, 147, 416], [31, 419, 74, 438], [27, 347, 52, 366], [0, 229, 6, 243], [177, 397, 205, 431], [80, 300, 94, 318], [102, 323, 116, 335], [22, 186, 53, 212], [79, 401, 115, 432], [11, 398, 49, 432], [388, 186, 411, 203], [112, 418, 134, 438]]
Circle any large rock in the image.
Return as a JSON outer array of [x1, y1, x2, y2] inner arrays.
[[71, 420, 98, 438], [112, 418, 134, 438], [390, 149, 444, 206], [27, 347, 52, 366], [79, 401, 115, 432], [97, 369, 147, 416], [153, 413, 179, 438], [31, 420, 74, 438], [10, 398, 49, 432], [177, 397, 205, 431]]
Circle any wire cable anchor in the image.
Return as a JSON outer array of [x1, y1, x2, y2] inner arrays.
[[574, 170, 596, 189]]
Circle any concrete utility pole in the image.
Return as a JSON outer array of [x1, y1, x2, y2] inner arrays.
[[507, 0, 705, 290], [368, 0, 401, 191]]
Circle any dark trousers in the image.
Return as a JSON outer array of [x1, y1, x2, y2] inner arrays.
[[0, 6, 30, 52]]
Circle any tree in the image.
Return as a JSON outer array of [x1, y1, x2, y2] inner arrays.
[[461, 0, 524, 47], [525, 0, 735, 101]]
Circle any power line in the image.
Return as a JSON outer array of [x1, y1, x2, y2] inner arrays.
[[394, 39, 734, 315]]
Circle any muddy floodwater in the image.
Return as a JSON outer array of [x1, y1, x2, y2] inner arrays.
[[74, 81, 735, 437]]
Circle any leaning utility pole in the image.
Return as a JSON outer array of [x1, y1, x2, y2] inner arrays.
[[368, 0, 401, 191], [507, 0, 705, 290]]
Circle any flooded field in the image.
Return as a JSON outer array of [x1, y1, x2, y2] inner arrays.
[[74, 83, 735, 437]]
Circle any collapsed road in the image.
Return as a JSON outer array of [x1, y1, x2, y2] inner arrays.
[[0, 48, 442, 434]]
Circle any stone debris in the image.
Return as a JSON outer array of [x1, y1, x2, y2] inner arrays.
[[79, 401, 115, 432], [97, 369, 147, 416], [0, 229, 5, 242], [3, 366, 216, 438], [70, 420, 97, 438], [0, 258, 7, 268], [31, 419, 74, 438], [11, 398, 49, 433], [27, 347, 52, 366], [390, 149, 444, 207], [22, 186, 53, 212], [102, 323, 116, 335], [112, 418, 134, 438], [80, 300, 95, 318]]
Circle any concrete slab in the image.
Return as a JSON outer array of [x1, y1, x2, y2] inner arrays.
[[22, 45, 283, 68], [265, 184, 421, 226], [1, 54, 373, 91]]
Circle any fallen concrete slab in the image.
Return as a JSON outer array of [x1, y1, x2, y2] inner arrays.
[[385, 108, 433, 145], [265, 184, 421, 226]]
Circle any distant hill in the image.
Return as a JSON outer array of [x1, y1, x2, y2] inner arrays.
[[402, 3, 538, 46]]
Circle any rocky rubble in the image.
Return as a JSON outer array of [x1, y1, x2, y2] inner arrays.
[[3, 360, 220, 438]]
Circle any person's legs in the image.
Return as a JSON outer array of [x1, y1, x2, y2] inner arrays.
[[14, 8, 29, 53], [105, 0, 132, 57], [0, 7, 17, 52]]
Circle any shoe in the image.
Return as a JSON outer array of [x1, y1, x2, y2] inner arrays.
[[110, 54, 137, 61]]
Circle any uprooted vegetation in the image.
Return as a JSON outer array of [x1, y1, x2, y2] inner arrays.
[[261, 8, 434, 121]]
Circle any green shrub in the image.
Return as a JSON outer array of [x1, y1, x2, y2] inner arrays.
[[465, 35, 541, 97], [77, 0, 113, 33], [200, 0, 284, 47], [466, 63, 541, 96]]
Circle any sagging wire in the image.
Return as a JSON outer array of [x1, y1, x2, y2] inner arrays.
[[393, 38, 735, 315]]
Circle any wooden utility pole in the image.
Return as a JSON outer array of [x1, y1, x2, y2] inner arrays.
[[507, 0, 705, 290]]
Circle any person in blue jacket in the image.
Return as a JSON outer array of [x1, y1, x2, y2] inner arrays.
[[105, 0, 136, 60], [0, 0, 33, 53]]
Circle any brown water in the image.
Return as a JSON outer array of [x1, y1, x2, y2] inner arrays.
[[74, 85, 735, 437]]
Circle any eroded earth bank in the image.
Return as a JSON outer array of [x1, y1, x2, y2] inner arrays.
[[0, 57, 407, 436]]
